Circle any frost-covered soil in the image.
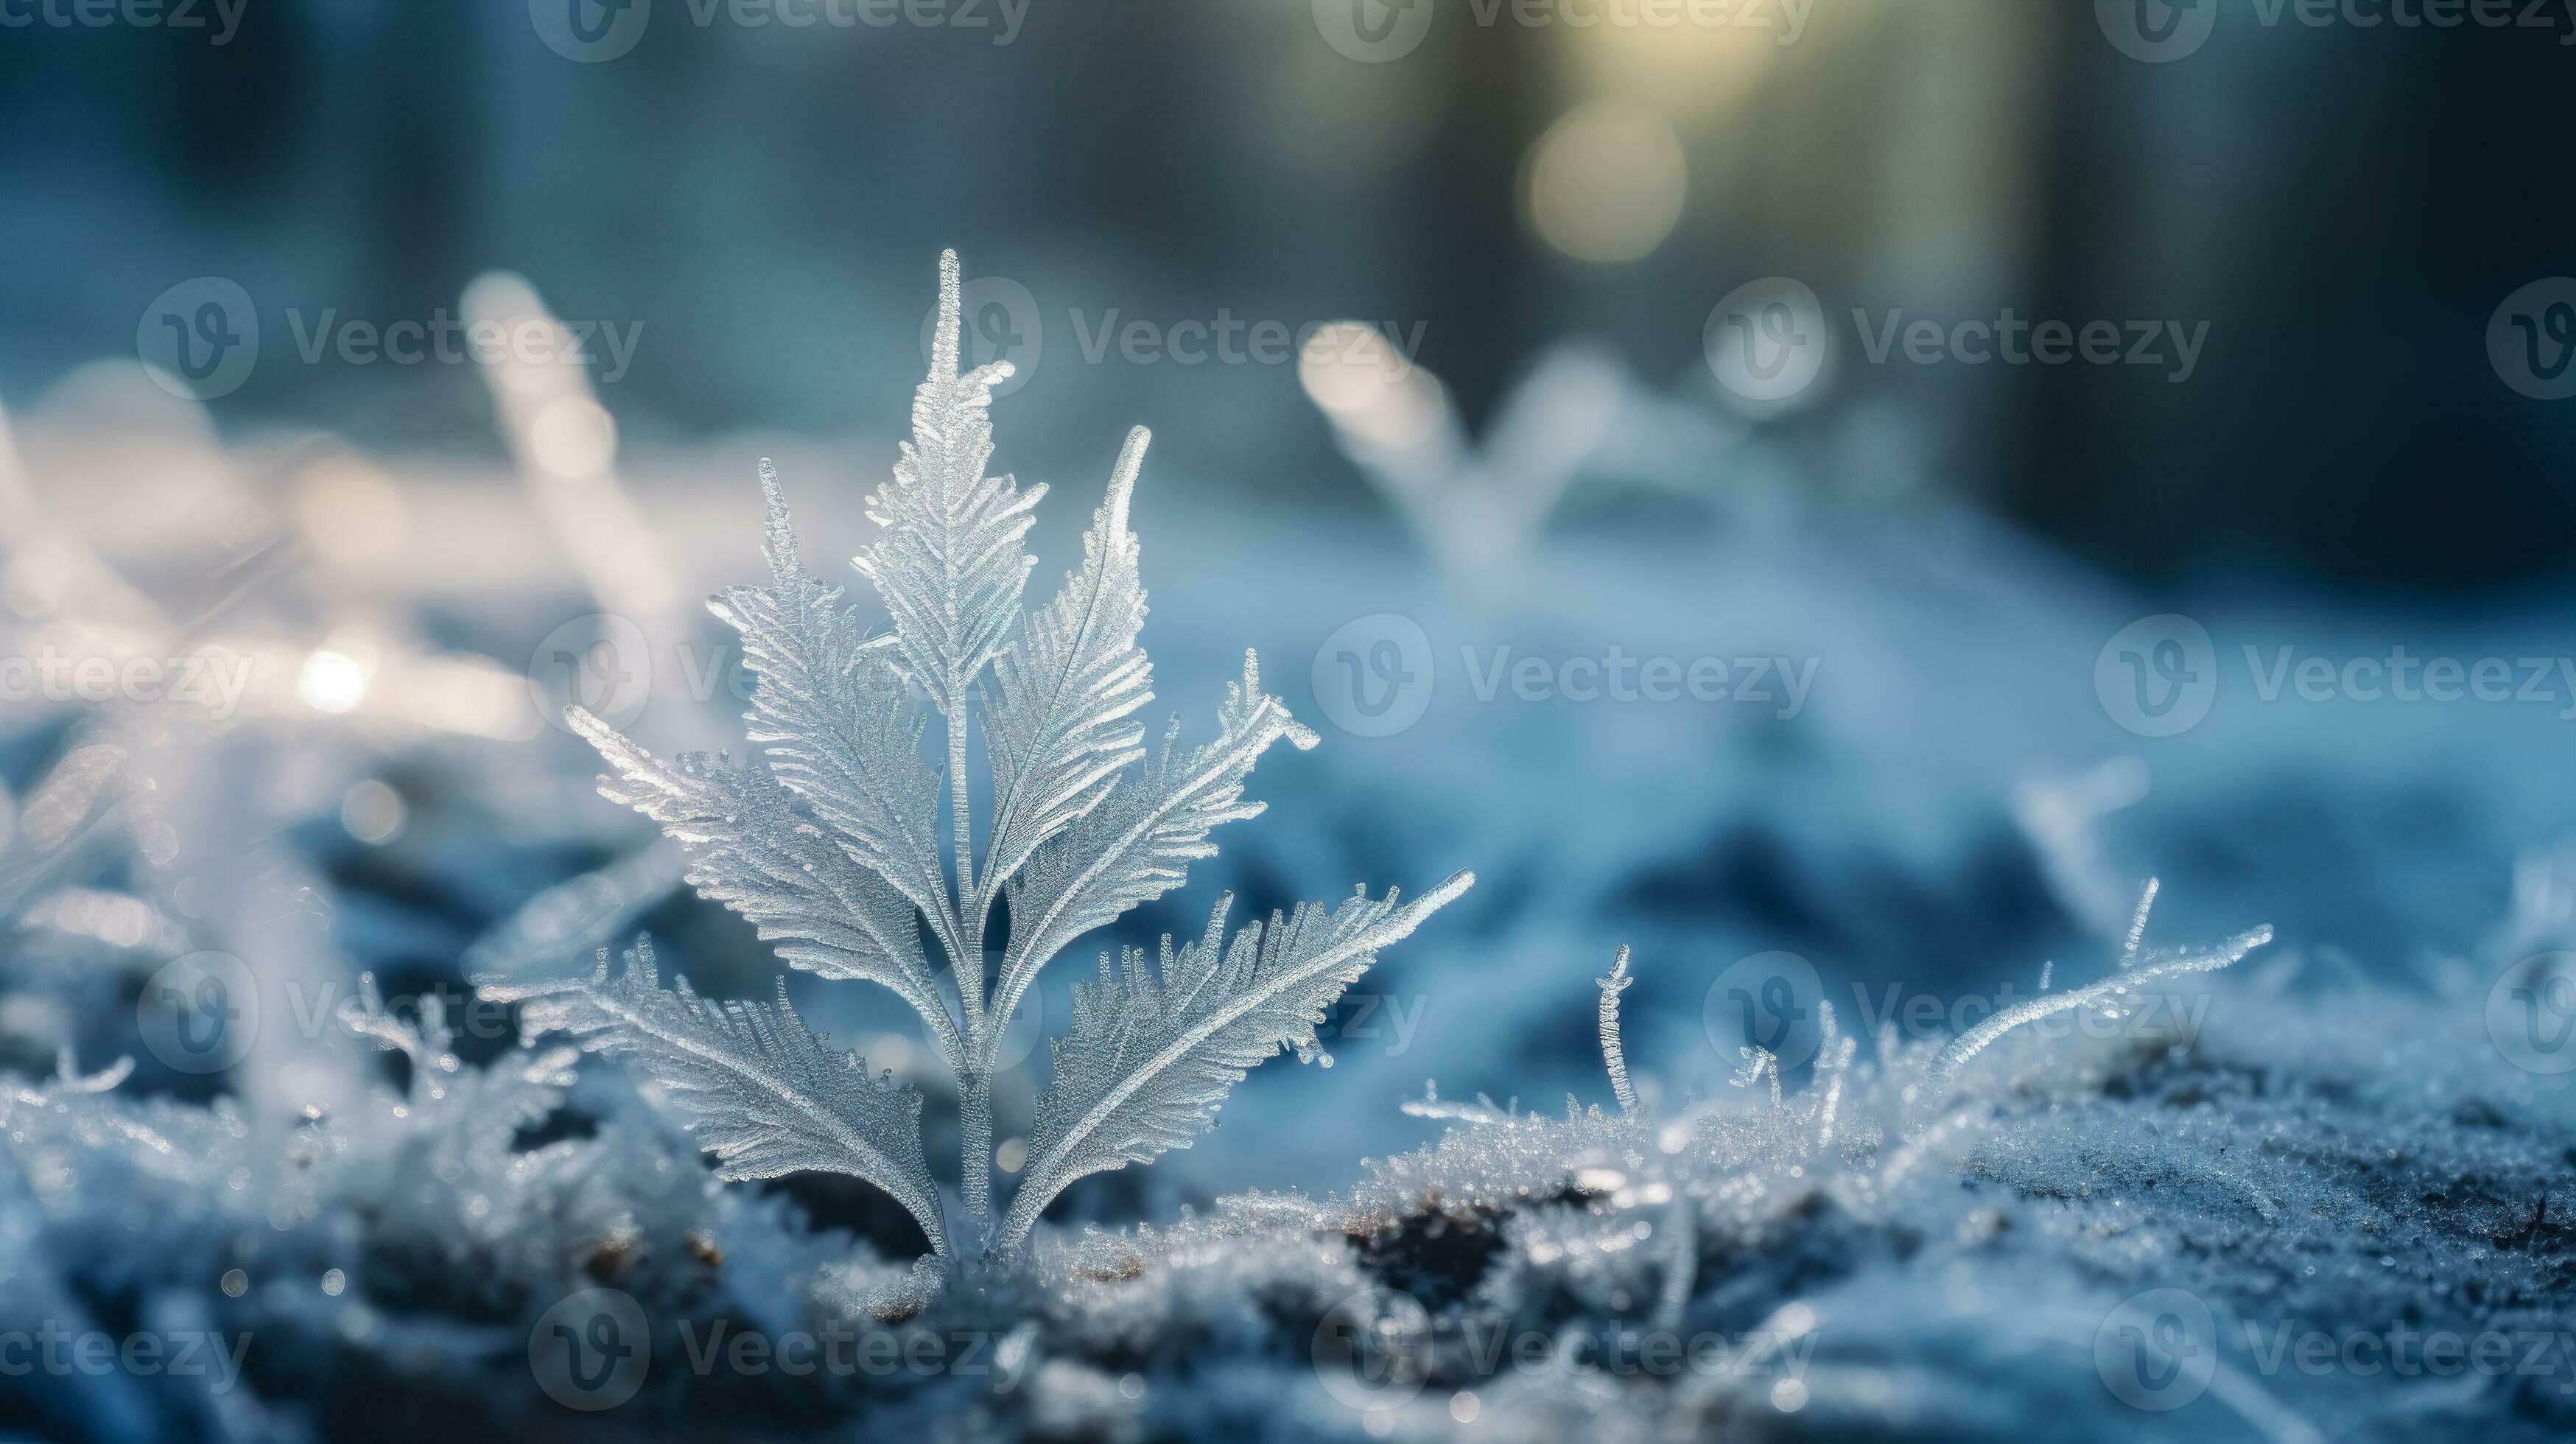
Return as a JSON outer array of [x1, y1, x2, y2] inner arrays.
[[3, 396, 2574, 1440]]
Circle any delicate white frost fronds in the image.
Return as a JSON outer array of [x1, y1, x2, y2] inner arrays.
[[854, 249, 1045, 723], [1002, 873, 1474, 1251], [1929, 879, 2269, 1094], [564, 712, 959, 1065], [981, 426, 1154, 904], [1596, 945, 1640, 1118], [481, 939, 948, 1257], [992, 650, 1323, 1057], [522, 253, 1470, 1266]]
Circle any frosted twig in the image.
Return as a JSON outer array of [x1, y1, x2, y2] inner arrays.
[[1596, 944, 1640, 1119]]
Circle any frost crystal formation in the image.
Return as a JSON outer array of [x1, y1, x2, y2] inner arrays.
[[485, 252, 1473, 1270]]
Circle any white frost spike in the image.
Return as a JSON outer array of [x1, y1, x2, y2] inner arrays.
[[1596, 945, 1640, 1119], [2119, 876, 2160, 967], [1929, 885, 2270, 1092], [983, 427, 1156, 902], [1001, 872, 1475, 1252], [482, 939, 948, 1256], [854, 249, 1045, 719]]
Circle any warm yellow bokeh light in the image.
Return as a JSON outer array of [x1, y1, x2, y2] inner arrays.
[[1526, 103, 1688, 264]]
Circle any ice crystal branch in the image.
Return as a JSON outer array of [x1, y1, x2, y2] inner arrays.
[[483, 939, 948, 1255], [1596, 944, 1639, 1119], [509, 253, 1472, 1269], [1926, 878, 2270, 1096], [1002, 873, 1473, 1251]]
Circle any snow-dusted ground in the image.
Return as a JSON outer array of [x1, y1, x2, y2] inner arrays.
[[3, 372, 2573, 1440]]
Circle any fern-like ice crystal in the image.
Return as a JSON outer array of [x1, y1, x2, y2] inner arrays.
[[486, 253, 1471, 1269]]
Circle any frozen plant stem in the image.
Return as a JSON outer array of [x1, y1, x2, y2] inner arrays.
[[503, 252, 1470, 1283], [1596, 945, 1639, 1119]]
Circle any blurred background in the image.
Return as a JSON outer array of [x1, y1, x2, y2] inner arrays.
[[3, 0, 2574, 1225]]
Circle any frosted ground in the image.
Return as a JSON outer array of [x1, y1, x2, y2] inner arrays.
[[1, 362, 2572, 1441]]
